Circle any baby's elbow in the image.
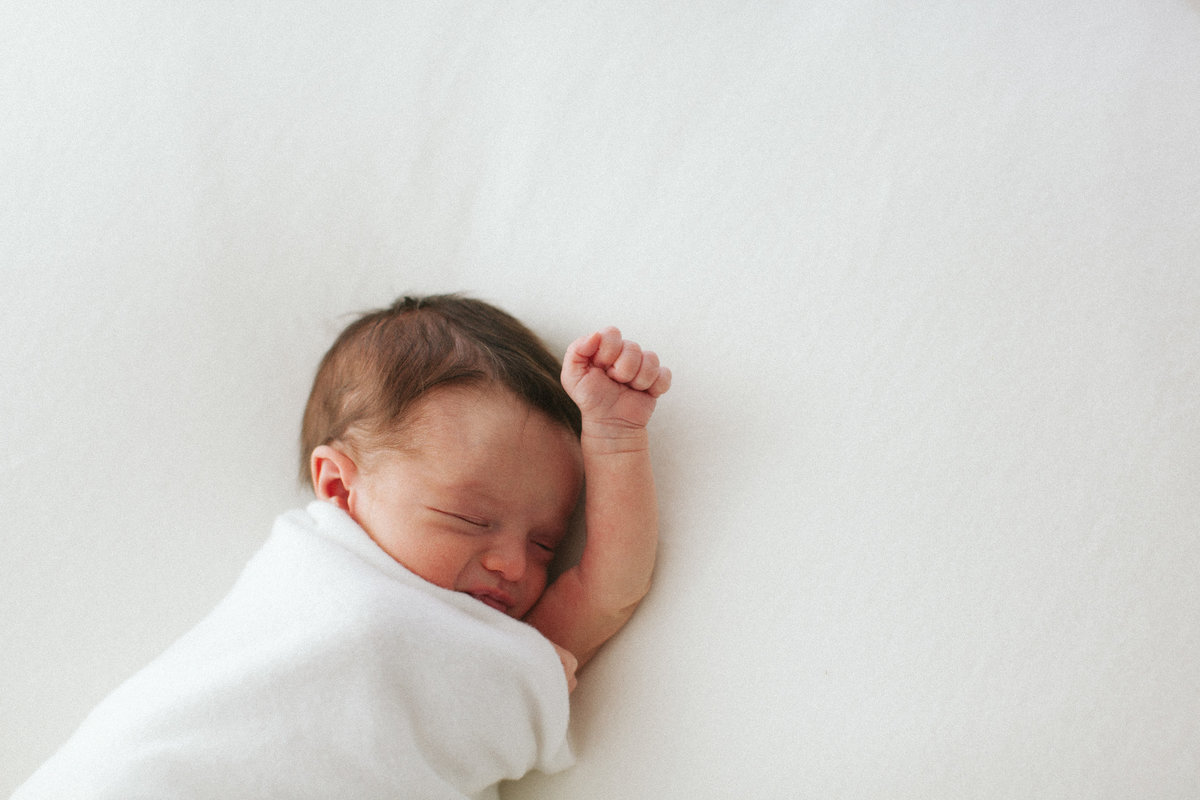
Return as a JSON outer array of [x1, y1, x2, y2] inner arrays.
[[574, 566, 654, 629], [599, 576, 651, 621]]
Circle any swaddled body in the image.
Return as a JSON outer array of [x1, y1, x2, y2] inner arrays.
[[15, 502, 572, 800]]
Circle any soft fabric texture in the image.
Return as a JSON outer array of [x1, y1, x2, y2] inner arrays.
[[13, 501, 573, 800]]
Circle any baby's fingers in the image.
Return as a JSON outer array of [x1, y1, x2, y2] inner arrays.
[[609, 340, 672, 397], [562, 331, 601, 388], [606, 339, 644, 384], [565, 330, 603, 363], [592, 326, 625, 369], [647, 365, 672, 398], [553, 643, 579, 694], [564, 326, 670, 397], [628, 350, 660, 392]]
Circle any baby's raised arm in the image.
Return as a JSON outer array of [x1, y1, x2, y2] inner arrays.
[[525, 327, 671, 669]]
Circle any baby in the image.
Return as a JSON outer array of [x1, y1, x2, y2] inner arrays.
[[14, 294, 670, 799], [302, 294, 671, 685]]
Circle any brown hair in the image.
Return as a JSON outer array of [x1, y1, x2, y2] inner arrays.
[[300, 294, 581, 483]]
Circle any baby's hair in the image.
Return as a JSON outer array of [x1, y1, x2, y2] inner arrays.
[[300, 294, 582, 484]]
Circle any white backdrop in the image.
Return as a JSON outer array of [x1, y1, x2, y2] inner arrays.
[[3, 1, 1199, 797]]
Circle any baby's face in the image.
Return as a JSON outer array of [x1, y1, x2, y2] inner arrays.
[[350, 386, 583, 619]]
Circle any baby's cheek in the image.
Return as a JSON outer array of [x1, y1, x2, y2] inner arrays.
[[516, 575, 550, 618]]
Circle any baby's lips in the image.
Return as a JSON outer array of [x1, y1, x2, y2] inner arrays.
[[468, 587, 514, 614]]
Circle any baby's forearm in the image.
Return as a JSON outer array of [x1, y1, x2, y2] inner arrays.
[[575, 423, 658, 614], [526, 424, 659, 667]]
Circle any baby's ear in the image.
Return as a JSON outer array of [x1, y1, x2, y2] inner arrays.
[[310, 444, 358, 512]]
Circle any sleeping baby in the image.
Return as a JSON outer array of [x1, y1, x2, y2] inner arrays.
[[13, 294, 671, 799]]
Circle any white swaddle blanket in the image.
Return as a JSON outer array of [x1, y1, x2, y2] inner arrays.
[[14, 501, 573, 799]]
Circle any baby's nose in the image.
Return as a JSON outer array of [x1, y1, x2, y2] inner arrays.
[[482, 537, 526, 582]]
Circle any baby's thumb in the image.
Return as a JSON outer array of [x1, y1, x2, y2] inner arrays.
[[553, 643, 579, 693]]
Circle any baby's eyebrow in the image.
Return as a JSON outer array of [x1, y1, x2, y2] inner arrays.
[[444, 478, 498, 497], [435, 482, 504, 511]]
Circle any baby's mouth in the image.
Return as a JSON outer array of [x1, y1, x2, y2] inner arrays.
[[469, 589, 513, 614]]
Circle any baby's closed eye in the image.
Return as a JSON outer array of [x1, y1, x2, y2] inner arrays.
[[430, 508, 491, 528]]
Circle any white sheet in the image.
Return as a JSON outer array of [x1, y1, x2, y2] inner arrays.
[[5, 2, 1200, 797], [12, 501, 572, 799]]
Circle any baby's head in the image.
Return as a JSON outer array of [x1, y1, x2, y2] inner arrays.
[[302, 294, 581, 472], [301, 295, 584, 617]]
